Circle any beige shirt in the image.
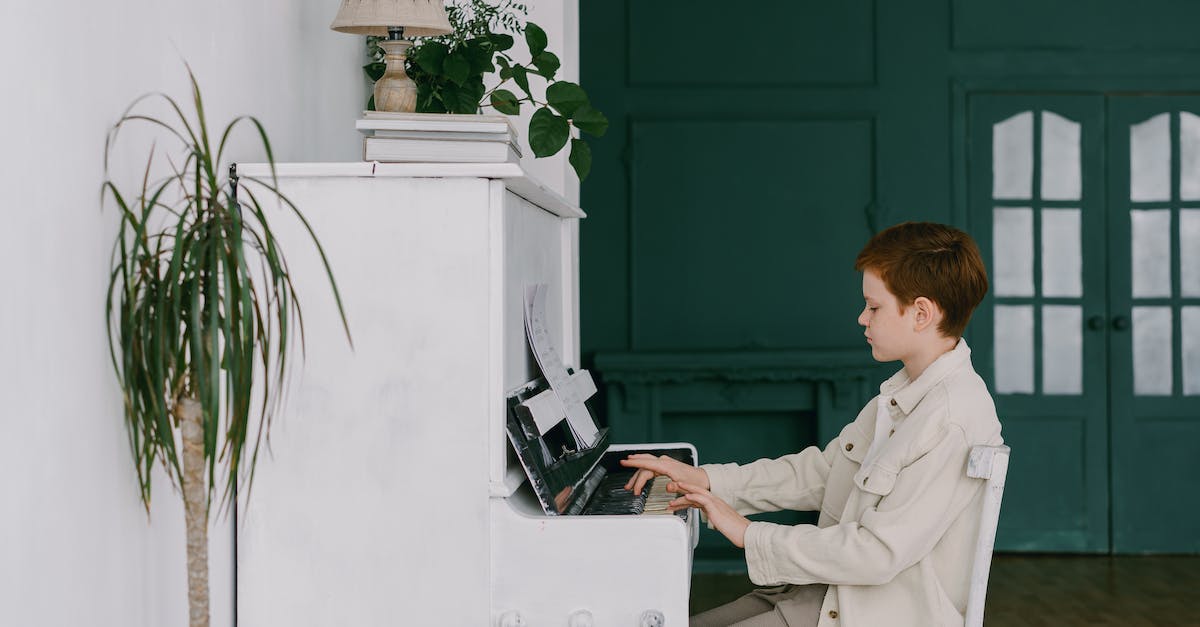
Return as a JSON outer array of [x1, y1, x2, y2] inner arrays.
[[702, 339, 1003, 627]]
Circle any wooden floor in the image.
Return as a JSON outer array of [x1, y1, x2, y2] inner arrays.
[[690, 555, 1200, 626]]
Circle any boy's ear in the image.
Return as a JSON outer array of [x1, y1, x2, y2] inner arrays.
[[911, 296, 941, 332]]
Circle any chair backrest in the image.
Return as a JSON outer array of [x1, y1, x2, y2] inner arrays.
[[964, 444, 1010, 627]]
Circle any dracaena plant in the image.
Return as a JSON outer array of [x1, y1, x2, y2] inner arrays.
[[102, 67, 349, 627], [364, 0, 608, 180]]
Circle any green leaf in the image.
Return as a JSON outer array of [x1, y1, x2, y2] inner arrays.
[[529, 107, 569, 158], [440, 84, 461, 112], [491, 89, 521, 115], [511, 65, 532, 99], [420, 84, 448, 113], [414, 83, 435, 113], [363, 62, 386, 83], [443, 52, 470, 86], [454, 80, 485, 114], [525, 22, 548, 56], [546, 81, 587, 117], [532, 51, 560, 80], [413, 42, 449, 74], [569, 138, 592, 181], [571, 104, 609, 137], [489, 33, 515, 52], [463, 38, 495, 74]]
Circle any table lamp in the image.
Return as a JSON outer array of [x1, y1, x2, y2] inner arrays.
[[331, 0, 453, 113]]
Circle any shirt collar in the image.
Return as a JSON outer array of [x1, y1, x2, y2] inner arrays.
[[879, 338, 972, 415]]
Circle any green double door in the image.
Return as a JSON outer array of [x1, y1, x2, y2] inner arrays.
[[970, 94, 1200, 552]]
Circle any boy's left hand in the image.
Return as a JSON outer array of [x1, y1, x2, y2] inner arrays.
[[667, 481, 751, 549]]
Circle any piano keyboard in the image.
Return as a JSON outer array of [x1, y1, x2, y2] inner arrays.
[[580, 470, 685, 518]]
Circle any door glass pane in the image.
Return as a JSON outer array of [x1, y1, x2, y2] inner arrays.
[[1181, 112, 1200, 201], [1041, 111, 1082, 201], [995, 305, 1034, 394], [1133, 306, 1173, 396], [1182, 209, 1200, 297], [1130, 113, 1171, 202], [1131, 209, 1172, 298], [1042, 209, 1082, 297], [993, 111, 1033, 200], [1042, 305, 1083, 395], [1184, 306, 1200, 396], [994, 208, 1035, 297]]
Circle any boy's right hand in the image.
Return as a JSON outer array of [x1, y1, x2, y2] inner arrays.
[[620, 453, 710, 494]]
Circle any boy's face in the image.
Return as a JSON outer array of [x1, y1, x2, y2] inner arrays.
[[858, 269, 919, 363]]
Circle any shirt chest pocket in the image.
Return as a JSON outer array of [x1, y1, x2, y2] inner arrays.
[[827, 423, 900, 519], [823, 424, 871, 518], [854, 464, 898, 497]]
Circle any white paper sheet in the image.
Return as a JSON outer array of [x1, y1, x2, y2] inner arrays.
[[523, 283, 599, 446]]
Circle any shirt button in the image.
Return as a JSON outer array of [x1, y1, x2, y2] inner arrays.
[[889, 398, 897, 406], [829, 610, 839, 619], [845, 443, 854, 451], [889, 428, 895, 437], [863, 476, 869, 485]]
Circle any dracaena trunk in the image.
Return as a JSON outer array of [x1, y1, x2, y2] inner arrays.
[[177, 397, 210, 627]]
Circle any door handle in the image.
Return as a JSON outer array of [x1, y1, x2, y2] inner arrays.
[[1112, 316, 1131, 331], [1087, 315, 1106, 331]]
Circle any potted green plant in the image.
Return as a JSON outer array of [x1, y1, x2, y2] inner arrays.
[[102, 68, 350, 627], [364, 0, 608, 180]]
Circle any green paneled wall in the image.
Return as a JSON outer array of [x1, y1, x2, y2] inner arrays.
[[628, 1, 877, 87], [630, 119, 871, 350], [580, 0, 1200, 561]]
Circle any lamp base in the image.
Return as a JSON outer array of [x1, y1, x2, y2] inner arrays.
[[375, 38, 417, 113]]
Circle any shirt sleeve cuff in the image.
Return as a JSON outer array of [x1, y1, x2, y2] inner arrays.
[[743, 521, 779, 585], [701, 462, 741, 506]]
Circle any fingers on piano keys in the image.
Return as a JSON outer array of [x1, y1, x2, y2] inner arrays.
[[642, 477, 678, 515], [582, 471, 684, 517]]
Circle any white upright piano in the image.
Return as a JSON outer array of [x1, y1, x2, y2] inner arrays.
[[234, 162, 699, 626]]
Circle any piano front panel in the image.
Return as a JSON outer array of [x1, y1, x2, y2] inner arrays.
[[237, 175, 496, 625]]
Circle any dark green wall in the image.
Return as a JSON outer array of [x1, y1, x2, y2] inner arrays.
[[580, 0, 1200, 565]]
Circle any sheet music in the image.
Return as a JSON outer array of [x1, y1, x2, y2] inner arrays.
[[524, 283, 599, 447]]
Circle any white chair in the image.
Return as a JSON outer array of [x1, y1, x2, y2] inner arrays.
[[964, 444, 1010, 627]]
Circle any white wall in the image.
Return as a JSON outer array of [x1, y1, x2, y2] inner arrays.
[[0, 3, 361, 626], [0, 1, 577, 626]]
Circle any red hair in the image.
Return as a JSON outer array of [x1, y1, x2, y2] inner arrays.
[[854, 222, 989, 338]]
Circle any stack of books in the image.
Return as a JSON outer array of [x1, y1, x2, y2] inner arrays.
[[356, 111, 522, 164]]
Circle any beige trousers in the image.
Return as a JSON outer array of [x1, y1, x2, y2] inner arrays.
[[690, 584, 827, 627]]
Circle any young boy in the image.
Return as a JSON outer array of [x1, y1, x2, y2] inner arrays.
[[621, 222, 1003, 627]]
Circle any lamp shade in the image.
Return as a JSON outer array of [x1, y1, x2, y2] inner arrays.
[[330, 0, 453, 37]]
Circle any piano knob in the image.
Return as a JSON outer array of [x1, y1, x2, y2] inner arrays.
[[498, 610, 526, 627], [568, 609, 595, 627], [639, 609, 665, 627]]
